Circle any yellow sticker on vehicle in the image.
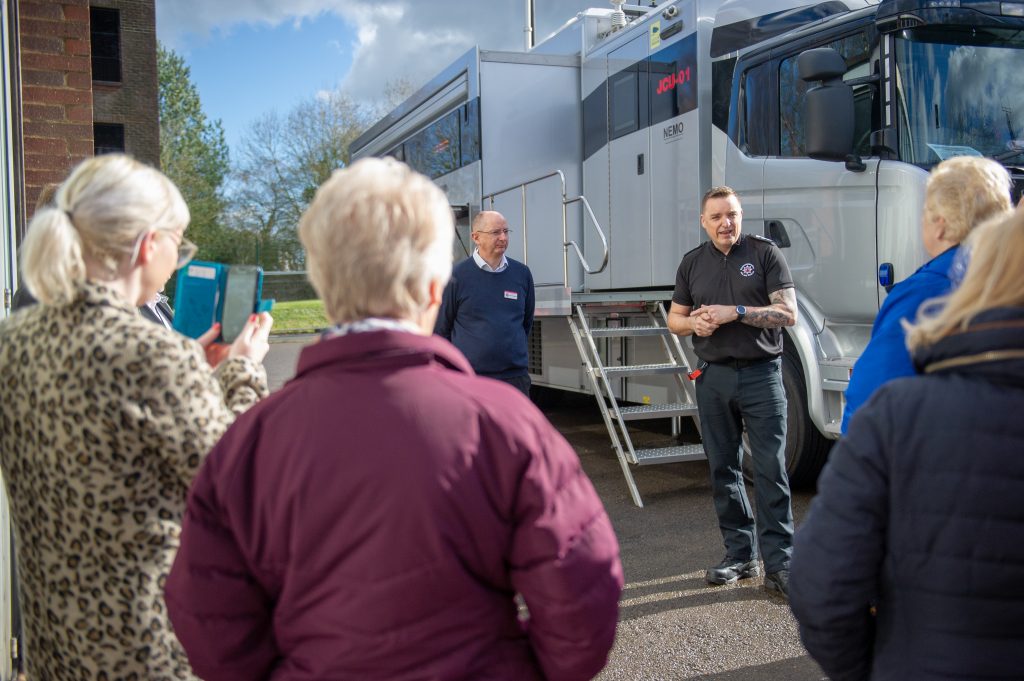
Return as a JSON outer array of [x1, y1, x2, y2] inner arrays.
[[650, 20, 661, 50]]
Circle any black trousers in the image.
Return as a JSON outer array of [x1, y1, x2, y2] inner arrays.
[[486, 373, 531, 398]]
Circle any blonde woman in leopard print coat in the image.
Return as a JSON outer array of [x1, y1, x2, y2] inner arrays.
[[0, 155, 272, 680]]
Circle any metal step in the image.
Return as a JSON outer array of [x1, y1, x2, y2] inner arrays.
[[602, 362, 688, 377], [589, 325, 670, 338], [635, 444, 706, 465], [613, 402, 699, 420]]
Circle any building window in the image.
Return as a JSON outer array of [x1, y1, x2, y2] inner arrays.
[[91, 7, 122, 83], [94, 123, 125, 155]]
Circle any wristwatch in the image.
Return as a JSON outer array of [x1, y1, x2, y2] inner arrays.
[[735, 305, 747, 321]]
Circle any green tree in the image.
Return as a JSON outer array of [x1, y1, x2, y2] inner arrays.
[[157, 45, 248, 263]]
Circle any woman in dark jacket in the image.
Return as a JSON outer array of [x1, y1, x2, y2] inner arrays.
[[789, 207, 1024, 681], [165, 158, 624, 681]]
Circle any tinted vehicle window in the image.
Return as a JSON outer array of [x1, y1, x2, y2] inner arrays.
[[460, 98, 480, 166], [650, 32, 699, 126], [741, 61, 772, 156], [712, 57, 736, 134], [406, 110, 461, 179], [610, 67, 639, 139], [779, 29, 877, 157], [583, 81, 608, 159]]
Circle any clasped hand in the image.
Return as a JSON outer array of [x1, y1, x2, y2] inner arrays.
[[689, 304, 736, 337]]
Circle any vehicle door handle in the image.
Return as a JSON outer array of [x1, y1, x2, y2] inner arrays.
[[766, 220, 791, 248], [637, 153, 645, 175]]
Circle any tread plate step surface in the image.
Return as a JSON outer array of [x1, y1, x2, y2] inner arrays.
[[602, 363, 687, 377], [614, 403, 699, 420], [589, 326, 670, 337], [634, 444, 706, 465]]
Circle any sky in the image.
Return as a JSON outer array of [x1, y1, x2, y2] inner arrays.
[[155, 0, 604, 152]]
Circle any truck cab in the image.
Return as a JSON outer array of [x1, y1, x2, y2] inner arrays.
[[721, 0, 1024, 463]]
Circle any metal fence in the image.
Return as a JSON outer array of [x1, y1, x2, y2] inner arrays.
[[263, 271, 318, 303]]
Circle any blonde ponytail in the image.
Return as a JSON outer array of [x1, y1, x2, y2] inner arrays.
[[20, 206, 86, 306]]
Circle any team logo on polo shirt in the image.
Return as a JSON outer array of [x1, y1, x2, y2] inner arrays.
[[739, 263, 756, 277]]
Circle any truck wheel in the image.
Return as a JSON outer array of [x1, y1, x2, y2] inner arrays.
[[781, 344, 832, 487]]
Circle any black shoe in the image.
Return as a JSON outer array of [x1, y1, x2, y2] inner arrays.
[[706, 557, 761, 585], [764, 569, 789, 600]]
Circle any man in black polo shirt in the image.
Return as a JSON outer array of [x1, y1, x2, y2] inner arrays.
[[668, 186, 798, 599]]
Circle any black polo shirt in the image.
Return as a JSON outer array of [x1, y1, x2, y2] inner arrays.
[[672, 234, 794, 363]]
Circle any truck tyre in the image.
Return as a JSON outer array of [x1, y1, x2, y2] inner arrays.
[[781, 344, 832, 487]]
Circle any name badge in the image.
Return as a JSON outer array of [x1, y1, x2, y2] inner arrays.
[[504, 290, 519, 300]]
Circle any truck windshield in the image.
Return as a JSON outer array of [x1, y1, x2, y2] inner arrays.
[[895, 25, 1024, 168]]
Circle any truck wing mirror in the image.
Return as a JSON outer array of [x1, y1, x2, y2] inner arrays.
[[798, 48, 855, 162]]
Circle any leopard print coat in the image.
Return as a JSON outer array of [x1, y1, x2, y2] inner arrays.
[[0, 282, 268, 680]]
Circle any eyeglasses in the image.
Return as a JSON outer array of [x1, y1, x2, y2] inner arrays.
[[159, 230, 199, 269], [475, 228, 512, 238], [128, 228, 198, 270]]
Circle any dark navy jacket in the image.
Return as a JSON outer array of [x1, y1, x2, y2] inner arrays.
[[791, 307, 1024, 681]]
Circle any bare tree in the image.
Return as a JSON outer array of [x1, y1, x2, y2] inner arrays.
[[227, 80, 415, 270]]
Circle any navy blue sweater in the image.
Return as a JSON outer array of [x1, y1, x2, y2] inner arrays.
[[435, 257, 535, 378]]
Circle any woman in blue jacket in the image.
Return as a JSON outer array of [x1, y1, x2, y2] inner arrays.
[[791, 208, 1024, 680], [841, 156, 1011, 432]]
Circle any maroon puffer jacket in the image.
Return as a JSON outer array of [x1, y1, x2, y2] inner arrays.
[[166, 330, 623, 681]]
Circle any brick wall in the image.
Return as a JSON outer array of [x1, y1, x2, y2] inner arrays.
[[92, 0, 159, 168], [16, 0, 158, 225], [19, 0, 93, 220]]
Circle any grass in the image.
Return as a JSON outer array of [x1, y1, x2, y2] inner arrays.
[[269, 299, 329, 335]]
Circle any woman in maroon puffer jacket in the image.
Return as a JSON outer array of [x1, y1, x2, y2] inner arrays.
[[165, 157, 624, 681]]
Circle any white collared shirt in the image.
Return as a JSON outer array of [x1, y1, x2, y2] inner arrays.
[[145, 293, 173, 329], [472, 249, 508, 273]]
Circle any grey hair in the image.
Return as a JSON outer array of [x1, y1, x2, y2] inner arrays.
[[924, 156, 1012, 244], [298, 157, 453, 324]]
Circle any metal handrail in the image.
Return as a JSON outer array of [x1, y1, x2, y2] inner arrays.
[[565, 194, 608, 276], [483, 169, 609, 286]]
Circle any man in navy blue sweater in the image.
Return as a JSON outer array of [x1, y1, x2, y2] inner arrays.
[[435, 211, 535, 396]]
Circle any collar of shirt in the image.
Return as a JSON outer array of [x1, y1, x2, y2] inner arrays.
[[322, 317, 422, 340], [472, 249, 508, 273], [145, 300, 172, 329]]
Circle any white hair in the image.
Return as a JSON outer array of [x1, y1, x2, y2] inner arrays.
[[298, 157, 454, 324], [924, 156, 1012, 243], [20, 154, 189, 305]]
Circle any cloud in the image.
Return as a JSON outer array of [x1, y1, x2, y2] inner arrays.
[[156, 0, 599, 100]]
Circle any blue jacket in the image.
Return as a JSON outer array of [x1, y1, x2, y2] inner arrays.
[[791, 307, 1024, 681], [841, 246, 958, 433]]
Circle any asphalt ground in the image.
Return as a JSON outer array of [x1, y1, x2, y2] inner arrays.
[[265, 335, 826, 681]]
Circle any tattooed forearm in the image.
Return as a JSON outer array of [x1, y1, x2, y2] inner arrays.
[[741, 288, 798, 329]]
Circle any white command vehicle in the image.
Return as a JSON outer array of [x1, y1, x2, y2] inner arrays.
[[351, 0, 1024, 506]]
